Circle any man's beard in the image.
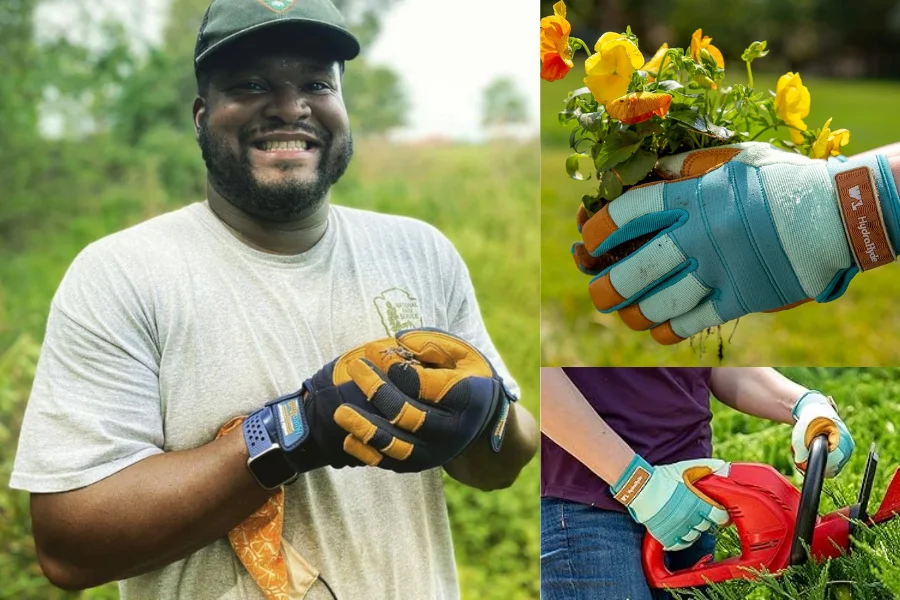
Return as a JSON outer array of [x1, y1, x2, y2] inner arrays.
[[197, 114, 353, 222]]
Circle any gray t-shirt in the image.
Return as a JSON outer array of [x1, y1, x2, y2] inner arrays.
[[10, 201, 518, 600]]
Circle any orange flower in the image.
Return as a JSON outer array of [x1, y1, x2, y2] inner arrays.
[[606, 92, 672, 124], [690, 29, 724, 69], [643, 43, 669, 82], [540, 1, 574, 81]]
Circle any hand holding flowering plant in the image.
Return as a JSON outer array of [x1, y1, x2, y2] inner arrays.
[[541, 1, 849, 216], [542, 2, 900, 348]]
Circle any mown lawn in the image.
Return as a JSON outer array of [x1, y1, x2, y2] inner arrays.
[[542, 68, 900, 366], [691, 367, 900, 599]]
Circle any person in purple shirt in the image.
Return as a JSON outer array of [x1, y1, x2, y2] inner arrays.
[[540, 368, 856, 600]]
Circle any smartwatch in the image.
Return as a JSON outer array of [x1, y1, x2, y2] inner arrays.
[[243, 393, 303, 490]]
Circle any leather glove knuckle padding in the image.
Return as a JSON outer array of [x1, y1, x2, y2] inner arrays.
[[338, 328, 511, 472]]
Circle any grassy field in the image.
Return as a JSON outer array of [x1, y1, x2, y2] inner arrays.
[[691, 367, 900, 599], [542, 68, 900, 366], [0, 139, 540, 598]]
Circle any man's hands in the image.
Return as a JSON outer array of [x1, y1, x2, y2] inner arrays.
[[244, 328, 514, 481], [573, 142, 900, 344], [611, 455, 731, 551], [791, 391, 854, 478]]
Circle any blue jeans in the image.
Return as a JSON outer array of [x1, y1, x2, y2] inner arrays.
[[541, 497, 717, 600]]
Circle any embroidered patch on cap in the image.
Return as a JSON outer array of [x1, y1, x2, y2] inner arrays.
[[835, 166, 895, 270], [614, 466, 651, 506], [256, 0, 296, 13]]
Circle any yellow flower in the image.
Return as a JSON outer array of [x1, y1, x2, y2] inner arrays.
[[690, 29, 724, 69], [540, 1, 574, 82], [774, 71, 811, 144], [606, 92, 672, 124], [812, 118, 851, 158], [584, 33, 643, 104], [643, 43, 669, 82]]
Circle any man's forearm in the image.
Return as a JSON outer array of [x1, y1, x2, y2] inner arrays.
[[444, 402, 538, 491], [709, 367, 806, 424], [31, 428, 274, 590], [539, 368, 635, 485]]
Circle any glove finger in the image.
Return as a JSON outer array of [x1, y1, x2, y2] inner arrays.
[[572, 241, 614, 276], [347, 358, 454, 434], [393, 329, 492, 374], [330, 337, 397, 385], [390, 329, 497, 404], [762, 298, 813, 313], [617, 271, 711, 331], [824, 428, 854, 478], [706, 505, 730, 528], [654, 146, 743, 180], [576, 203, 591, 233], [587, 233, 692, 312], [650, 298, 726, 345], [580, 183, 682, 255], [334, 404, 417, 464]]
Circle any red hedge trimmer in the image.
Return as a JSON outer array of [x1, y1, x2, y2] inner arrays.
[[644, 435, 900, 589]]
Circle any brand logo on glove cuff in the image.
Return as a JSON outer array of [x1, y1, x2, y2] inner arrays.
[[276, 397, 306, 447], [835, 167, 895, 270], [614, 466, 651, 506]]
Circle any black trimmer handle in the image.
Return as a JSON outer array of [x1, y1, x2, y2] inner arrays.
[[790, 433, 829, 565]]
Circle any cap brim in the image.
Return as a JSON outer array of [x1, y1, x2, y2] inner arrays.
[[195, 18, 360, 67]]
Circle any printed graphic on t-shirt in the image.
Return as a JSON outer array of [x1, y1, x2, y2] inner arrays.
[[374, 288, 423, 335]]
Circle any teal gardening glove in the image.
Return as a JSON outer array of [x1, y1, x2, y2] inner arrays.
[[610, 455, 731, 550], [791, 391, 854, 478], [573, 143, 900, 344]]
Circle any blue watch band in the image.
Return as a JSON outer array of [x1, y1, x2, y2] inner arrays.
[[243, 407, 278, 459]]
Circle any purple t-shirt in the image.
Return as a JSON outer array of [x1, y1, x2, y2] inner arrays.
[[541, 367, 713, 512]]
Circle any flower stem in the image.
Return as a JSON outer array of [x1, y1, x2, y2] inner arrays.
[[751, 124, 775, 141], [572, 37, 592, 57], [746, 61, 754, 88]]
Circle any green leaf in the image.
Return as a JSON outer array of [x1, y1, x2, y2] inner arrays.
[[558, 110, 576, 126], [636, 121, 664, 136], [565, 87, 594, 111], [611, 149, 657, 186], [667, 109, 735, 141], [577, 110, 606, 133], [581, 193, 601, 216], [741, 40, 769, 63], [569, 128, 593, 152], [654, 80, 684, 92], [566, 153, 592, 181], [597, 171, 623, 201], [592, 130, 643, 172]]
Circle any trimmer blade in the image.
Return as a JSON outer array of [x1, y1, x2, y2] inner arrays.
[[857, 443, 879, 523]]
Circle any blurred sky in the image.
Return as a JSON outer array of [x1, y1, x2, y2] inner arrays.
[[34, 0, 537, 142], [368, 1, 538, 141]]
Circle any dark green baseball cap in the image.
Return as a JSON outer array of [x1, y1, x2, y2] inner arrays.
[[194, 0, 360, 70]]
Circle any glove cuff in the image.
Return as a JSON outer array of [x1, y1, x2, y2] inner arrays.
[[791, 390, 837, 421], [610, 454, 654, 507], [828, 154, 900, 272]]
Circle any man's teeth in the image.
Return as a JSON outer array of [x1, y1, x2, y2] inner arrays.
[[259, 140, 309, 151]]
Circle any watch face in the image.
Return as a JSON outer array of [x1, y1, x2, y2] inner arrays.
[[251, 447, 296, 489]]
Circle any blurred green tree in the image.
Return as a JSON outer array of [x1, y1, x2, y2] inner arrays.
[[539, 0, 900, 78], [481, 76, 529, 127]]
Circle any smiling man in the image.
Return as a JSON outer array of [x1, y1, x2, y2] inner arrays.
[[9, 1, 538, 599]]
